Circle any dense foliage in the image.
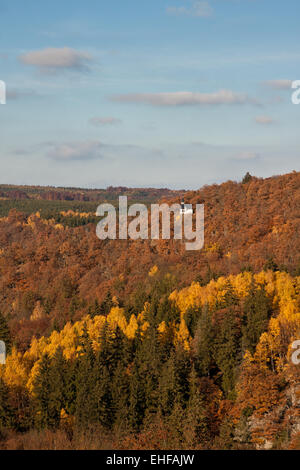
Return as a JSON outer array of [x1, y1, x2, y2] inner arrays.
[[0, 172, 299, 449]]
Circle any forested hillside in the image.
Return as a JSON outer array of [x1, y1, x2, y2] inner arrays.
[[0, 172, 299, 450]]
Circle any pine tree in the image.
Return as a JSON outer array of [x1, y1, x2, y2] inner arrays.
[[242, 284, 272, 354], [135, 322, 165, 418], [94, 362, 113, 428], [105, 326, 124, 375], [184, 366, 208, 447], [111, 360, 130, 432], [167, 397, 185, 447], [220, 280, 238, 308], [157, 297, 180, 325], [64, 359, 78, 416], [90, 299, 101, 318], [33, 354, 52, 429], [75, 327, 96, 428], [242, 172, 252, 184], [128, 360, 145, 432], [184, 305, 202, 337], [213, 307, 241, 397], [194, 305, 215, 377], [48, 347, 67, 428], [100, 291, 113, 316], [174, 344, 191, 405], [158, 352, 178, 417], [0, 378, 14, 430]]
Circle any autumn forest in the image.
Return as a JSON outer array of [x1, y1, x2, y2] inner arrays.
[[0, 171, 299, 450]]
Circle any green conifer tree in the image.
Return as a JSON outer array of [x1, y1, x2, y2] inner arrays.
[[242, 284, 272, 354], [0, 378, 14, 431], [184, 366, 208, 447], [194, 305, 215, 377], [33, 354, 53, 429]]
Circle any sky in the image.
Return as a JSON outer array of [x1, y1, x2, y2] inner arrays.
[[0, 0, 299, 189]]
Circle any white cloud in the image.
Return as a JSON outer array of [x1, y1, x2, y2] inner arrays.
[[20, 47, 92, 73], [167, 6, 187, 15], [255, 115, 274, 125], [233, 151, 260, 161], [263, 79, 292, 90], [111, 90, 259, 106], [6, 88, 36, 100], [46, 141, 104, 161], [167, 1, 213, 17], [89, 117, 122, 126]]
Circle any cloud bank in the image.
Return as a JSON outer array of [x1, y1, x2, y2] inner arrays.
[[263, 80, 292, 90], [20, 47, 93, 73], [111, 90, 259, 106], [255, 115, 274, 125], [6, 88, 36, 100], [167, 1, 213, 18], [89, 117, 122, 127], [233, 151, 261, 161], [46, 141, 104, 161]]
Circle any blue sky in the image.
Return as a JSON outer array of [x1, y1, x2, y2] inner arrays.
[[0, 0, 299, 189]]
